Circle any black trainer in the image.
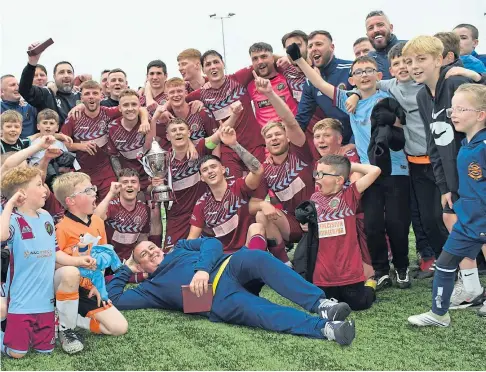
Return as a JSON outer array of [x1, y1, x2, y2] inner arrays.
[[395, 268, 411, 289], [375, 273, 392, 291]]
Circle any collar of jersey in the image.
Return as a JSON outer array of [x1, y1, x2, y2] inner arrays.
[[65, 210, 92, 226]]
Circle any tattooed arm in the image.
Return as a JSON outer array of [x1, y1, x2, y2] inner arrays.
[[110, 155, 123, 178], [219, 126, 263, 190]]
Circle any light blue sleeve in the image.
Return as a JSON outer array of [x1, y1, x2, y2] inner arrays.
[[334, 89, 351, 114]]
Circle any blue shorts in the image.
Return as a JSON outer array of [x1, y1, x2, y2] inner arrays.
[[443, 230, 484, 259]]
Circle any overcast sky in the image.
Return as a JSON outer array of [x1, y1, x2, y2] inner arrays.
[[1, 0, 484, 89]]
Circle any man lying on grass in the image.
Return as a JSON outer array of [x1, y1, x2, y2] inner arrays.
[[107, 237, 356, 345]]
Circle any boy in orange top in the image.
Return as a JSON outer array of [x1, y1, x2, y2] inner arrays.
[[53, 172, 128, 355]]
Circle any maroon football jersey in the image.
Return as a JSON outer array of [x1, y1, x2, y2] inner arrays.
[[61, 107, 121, 176], [190, 177, 255, 253], [311, 183, 365, 287], [261, 143, 315, 216], [164, 140, 211, 250], [186, 67, 264, 153], [106, 117, 147, 181], [106, 198, 150, 260], [140, 91, 168, 116]]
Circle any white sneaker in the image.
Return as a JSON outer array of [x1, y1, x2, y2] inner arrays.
[[408, 311, 450, 327], [59, 328, 84, 354], [450, 275, 485, 309]]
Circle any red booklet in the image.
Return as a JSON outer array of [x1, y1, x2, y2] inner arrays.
[[27, 38, 54, 56], [181, 285, 213, 313]]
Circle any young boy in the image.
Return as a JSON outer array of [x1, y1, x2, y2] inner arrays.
[[0, 110, 30, 154], [288, 45, 411, 290], [402, 36, 485, 307], [310, 155, 381, 310], [0, 167, 57, 358], [347, 42, 450, 276], [52, 172, 128, 354], [408, 84, 486, 325]]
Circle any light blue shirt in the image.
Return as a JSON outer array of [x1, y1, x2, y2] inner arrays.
[[335, 89, 409, 176], [6, 209, 57, 314]]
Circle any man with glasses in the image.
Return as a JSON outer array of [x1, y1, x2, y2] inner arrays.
[[287, 48, 411, 289]]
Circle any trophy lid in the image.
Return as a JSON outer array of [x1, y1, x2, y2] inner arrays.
[[145, 138, 167, 157]]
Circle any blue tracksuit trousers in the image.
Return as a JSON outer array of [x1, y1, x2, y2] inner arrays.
[[210, 249, 327, 339]]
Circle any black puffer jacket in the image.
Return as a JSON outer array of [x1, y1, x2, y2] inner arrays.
[[367, 97, 406, 176], [293, 200, 319, 283]]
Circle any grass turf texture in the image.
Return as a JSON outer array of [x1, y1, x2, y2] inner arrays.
[[3, 232, 485, 371]]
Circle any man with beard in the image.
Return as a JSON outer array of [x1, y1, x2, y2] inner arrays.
[[248, 73, 314, 266], [292, 31, 353, 145], [247, 42, 298, 128], [177, 49, 208, 94], [280, 30, 325, 161], [141, 60, 169, 114], [1, 75, 37, 137], [18, 42, 80, 126], [101, 69, 128, 108], [186, 50, 265, 180], [62, 81, 149, 201], [365, 10, 404, 79], [107, 238, 356, 345]]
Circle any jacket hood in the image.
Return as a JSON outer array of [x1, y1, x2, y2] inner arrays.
[[434, 59, 465, 100], [464, 128, 486, 147]]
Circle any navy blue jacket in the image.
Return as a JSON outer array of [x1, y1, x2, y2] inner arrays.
[[295, 56, 353, 143], [453, 128, 486, 242], [107, 237, 227, 315], [1, 100, 37, 137], [369, 35, 405, 80]]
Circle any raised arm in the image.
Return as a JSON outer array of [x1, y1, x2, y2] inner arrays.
[[219, 127, 263, 190], [94, 182, 121, 220], [0, 135, 55, 173], [351, 163, 381, 194], [287, 43, 335, 99], [252, 71, 305, 146]]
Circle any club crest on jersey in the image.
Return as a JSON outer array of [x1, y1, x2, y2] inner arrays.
[[16, 216, 35, 240], [98, 120, 107, 131], [191, 124, 198, 132], [277, 83, 285, 91], [45, 221, 54, 236], [329, 198, 340, 210], [337, 83, 347, 90], [468, 162, 482, 180], [8, 226, 14, 241], [134, 216, 142, 225]]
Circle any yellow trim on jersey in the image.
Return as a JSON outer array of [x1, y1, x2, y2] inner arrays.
[[212, 256, 232, 295]]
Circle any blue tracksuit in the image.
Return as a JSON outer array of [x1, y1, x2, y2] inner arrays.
[[295, 56, 353, 144], [1, 100, 37, 138], [107, 237, 327, 338], [368, 35, 405, 80], [442, 128, 486, 258]]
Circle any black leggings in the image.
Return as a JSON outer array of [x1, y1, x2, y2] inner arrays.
[[320, 282, 375, 311]]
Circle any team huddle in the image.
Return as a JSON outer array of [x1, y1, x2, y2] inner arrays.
[[1, 9, 486, 357]]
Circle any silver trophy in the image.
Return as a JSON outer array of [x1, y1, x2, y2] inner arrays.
[[141, 139, 173, 203]]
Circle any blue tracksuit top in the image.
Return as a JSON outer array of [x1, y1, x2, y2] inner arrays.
[[368, 35, 405, 80], [295, 56, 353, 143], [107, 237, 228, 314], [472, 50, 486, 67], [1, 100, 37, 138], [452, 128, 486, 242]]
